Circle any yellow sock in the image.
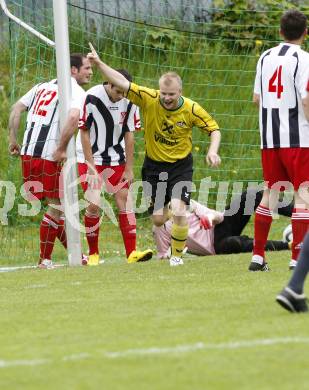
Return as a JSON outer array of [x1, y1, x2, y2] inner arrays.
[[171, 223, 188, 257]]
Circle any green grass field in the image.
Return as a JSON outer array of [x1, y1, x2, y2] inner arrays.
[[1, 4, 309, 389], [1, 252, 309, 390]]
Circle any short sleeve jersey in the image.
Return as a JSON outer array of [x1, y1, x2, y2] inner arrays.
[[254, 43, 309, 149], [76, 84, 140, 166], [20, 77, 85, 161], [127, 82, 219, 162]]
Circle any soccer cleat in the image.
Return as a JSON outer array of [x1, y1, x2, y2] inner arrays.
[[88, 253, 99, 266], [276, 287, 308, 313], [248, 261, 269, 271], [289, 259, 297, 270], [127, 249, 153, 264], [248, 254, 269, 272], [38, 259, 54, 269], [169, 256, 184, 266]]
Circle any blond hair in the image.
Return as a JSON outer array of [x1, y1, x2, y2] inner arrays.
[[159, 72, 182, 89]]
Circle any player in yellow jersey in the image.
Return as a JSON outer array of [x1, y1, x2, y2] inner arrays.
[[87, 43, 221, 266]]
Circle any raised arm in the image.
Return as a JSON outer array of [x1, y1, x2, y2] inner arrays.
[[8, 100, 27, 156], [87, 43, 130, 94]]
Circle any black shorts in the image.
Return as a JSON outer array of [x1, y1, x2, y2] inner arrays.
[[142, 154, 193, 214]]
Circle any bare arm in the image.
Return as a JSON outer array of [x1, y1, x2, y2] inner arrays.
[[80, 129, 101, 190], [87, 43, 130, 94], [302, 93, 309, 122], [121, 131, 134, 185], [206, 130, 221, 167], [80, 129, 95, 168], [253, 93, 260, 107], [53, 108, 80, 162], [8, 101, 27, 155]]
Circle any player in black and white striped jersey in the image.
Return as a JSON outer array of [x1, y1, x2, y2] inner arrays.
[[76, 69, 153, 265], [249, 10, 309, 272], [8, 53, 93, 269]]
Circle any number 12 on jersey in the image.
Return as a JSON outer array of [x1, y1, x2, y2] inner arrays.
[[268, 66, 283, 99]]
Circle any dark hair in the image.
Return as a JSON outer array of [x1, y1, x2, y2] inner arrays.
[[105, 69, 132, 87], [70, 53, 86, 70], [280, 10, 307, 41], [115, 69, 132, 82]]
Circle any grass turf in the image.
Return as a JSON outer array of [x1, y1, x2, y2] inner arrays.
[[0, 252, 309, 390]]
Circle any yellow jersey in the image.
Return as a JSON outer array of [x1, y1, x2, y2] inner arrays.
[[127, 82, 219, 163]]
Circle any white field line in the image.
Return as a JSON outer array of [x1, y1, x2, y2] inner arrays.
[[1, 337, 309, 368], [105, 337, 309, 358], [0, 264, 66, 273], [0, 260, 105, 273]]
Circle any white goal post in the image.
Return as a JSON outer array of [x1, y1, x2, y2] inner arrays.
[[1, 0, 82, 266]]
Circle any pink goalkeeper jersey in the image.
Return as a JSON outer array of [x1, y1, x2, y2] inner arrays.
[[153, 202, 224, 258]]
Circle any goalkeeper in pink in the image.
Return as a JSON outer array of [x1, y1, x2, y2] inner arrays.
[[153, 189, 292, 258]]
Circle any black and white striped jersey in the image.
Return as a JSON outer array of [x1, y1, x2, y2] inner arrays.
[[76, 84, 140, 166], [20, 78, 85, 161], [254, 42, 309, 149]]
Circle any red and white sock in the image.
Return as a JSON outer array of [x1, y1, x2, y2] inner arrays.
[[57, 216, 67, 249], [253, 205, 272, 258], [119, 211, 136, 257], [291, 209, 309, 261], [84, 213, 100, 255], [40, 214, 59, 261]]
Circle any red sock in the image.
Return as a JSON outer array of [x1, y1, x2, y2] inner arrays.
[[291, 209, 309, 261], [40, 214, 59, 261], [119, 212, 136, 257], [84, 214, 100, 255], [253, 205, 272, 258], [57, 216, 67, 249]]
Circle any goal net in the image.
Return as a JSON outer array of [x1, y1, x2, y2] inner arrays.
[[1, 0, 305, 266]]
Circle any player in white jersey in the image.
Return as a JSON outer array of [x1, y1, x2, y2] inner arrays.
[[8, 54, 92, 268], [77, 69, 153, 265], [154, 189, 291, 258], [249, 10, 309, 272], [276, 81, 309, 313]]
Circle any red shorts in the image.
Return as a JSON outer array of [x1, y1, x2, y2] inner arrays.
[[262, 148, 309, 190], [78, 163, 128, 193], [21, 155, 62, 200]]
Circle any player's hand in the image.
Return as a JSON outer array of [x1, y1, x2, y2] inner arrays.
[[53, 147, 66, 162], [9, 142, 20, 156], [85, 161, 100, 190], [121, 168, 134, 187], [87, 42, 101, 65], [206, 152, 221, 167], [199, 215, 212, 230]]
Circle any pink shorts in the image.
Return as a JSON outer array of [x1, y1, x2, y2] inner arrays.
[[262, 148, 309, 190], [21, 155, 62, 200], [78, 163, 128, 193]]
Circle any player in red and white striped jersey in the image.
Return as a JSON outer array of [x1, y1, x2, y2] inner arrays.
[[77, 70, 153, 265], [8, 54, 92, 268], [249, 10, 309, 271]]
